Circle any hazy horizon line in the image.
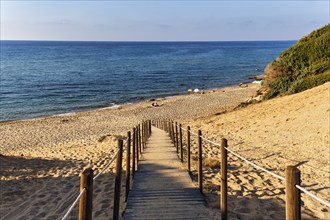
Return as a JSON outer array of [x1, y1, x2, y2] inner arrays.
[[1, 39, 298, 42]]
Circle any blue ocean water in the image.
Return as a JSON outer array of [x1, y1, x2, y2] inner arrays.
[[0, 41, 294, 121]]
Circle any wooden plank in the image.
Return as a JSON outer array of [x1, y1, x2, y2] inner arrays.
[[124, 127, 220, 220]]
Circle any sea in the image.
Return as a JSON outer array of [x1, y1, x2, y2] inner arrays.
[[0, 41, 295, 122]]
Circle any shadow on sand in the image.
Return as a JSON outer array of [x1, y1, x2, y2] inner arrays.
[[0, 155, 123, 220]]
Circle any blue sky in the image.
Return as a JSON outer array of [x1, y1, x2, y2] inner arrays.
[[1, 1, 329, 41]]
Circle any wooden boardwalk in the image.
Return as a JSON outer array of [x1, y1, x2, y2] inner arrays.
[[124, 127, 219, 220]]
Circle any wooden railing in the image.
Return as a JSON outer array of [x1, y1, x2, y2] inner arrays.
[[60, 118, 329, 220], [61, 120, 152, 220], [153, 119, 330, 220]]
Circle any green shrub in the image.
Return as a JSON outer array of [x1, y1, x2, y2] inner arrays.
[[288, 70, 330, 94], [264, 76, 292, 99], [264, 24, 330, 98]]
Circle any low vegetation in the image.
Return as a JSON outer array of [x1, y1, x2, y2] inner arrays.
[[264, 24, 330, 99]]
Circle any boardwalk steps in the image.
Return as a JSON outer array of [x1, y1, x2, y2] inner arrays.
[[123, 127, 220, 220]]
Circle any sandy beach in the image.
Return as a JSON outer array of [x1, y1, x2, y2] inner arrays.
[[1, 82, 329, 219], [181, 82, 330, 219], [1, 84, 258, 219]]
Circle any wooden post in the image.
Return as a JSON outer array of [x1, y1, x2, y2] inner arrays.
[[145, 122, 147, 146], [286, 166, 301, 220], [136, 126, 139, 167], [171, 122, 175, 144], [221, 138, 228, 220], [144, 122, 146, 149], [125, 131, 131, 202], [145, 121, 147, 140], [187, 126, 191, 173], [169, 121, 173, 142], [198, 130, 203, 194], [170, 121, 173, 139], [132, 128, 136, 178], [79, 168, 93, 220], [145, 121, 148, 144], [175, 122, 179, 153], [138, 124, 142, 154], [180, 124, 183, 162], [141, 122, 144, 150], [113, 139, 123, 220], [142, 122, 145, 150], [141, 122, 146, 151]]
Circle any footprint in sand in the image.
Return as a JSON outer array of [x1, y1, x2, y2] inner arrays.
[[263, 179, 273, 186]]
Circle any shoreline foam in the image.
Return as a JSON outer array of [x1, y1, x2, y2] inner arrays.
[[0, 82, 256, 124]]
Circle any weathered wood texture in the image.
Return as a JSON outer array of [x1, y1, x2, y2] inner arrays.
[[79, 168, 93, 220], [124, 127, 219, 220]]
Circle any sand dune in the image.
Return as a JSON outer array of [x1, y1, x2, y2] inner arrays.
[[181, 82, 329, 219]]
